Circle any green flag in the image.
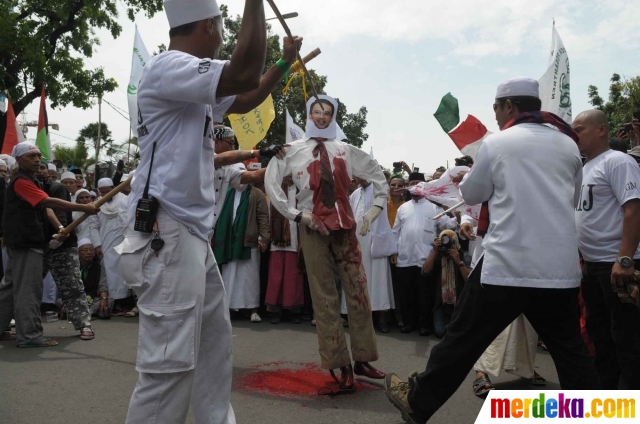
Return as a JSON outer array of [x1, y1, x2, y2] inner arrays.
[[433, 92, 460, 133]]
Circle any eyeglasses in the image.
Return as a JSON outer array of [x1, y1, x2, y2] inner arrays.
[[389, 183, 404, 188], [312, 110, 332, 118], [493, 102, 502, 112]]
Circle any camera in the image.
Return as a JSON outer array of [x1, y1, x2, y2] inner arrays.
[[439, 234, 455, 255], [393, 162, 403, 173], [134, 196, 158, 233]]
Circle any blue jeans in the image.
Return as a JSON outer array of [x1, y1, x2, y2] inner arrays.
[[433, 304, 454, 338]]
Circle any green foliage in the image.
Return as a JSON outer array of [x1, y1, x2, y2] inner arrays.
[[219, 4, 368, 148], [588, 73, 640, 136], [0, 0, 164, 143], [53, 142, 94, 171], [77, 122, 119, 158]]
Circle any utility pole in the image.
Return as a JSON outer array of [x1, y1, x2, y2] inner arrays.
[[95, 95, 102, 183]]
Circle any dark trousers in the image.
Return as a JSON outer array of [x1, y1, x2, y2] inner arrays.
[[408, 259, 598, 422], [582, 261, 640, 389], [390, 264, 404, 323], [397, 266, 433, 329]]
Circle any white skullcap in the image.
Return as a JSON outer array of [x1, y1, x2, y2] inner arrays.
[[496, 77, 540, 99], [75, 189, 90, 200], [164, 0, 221, 29], [78, 238, 92, 247], [11, 143, 40, 158], [98, 178, 114, 188], [90, 191, 98, 197], [61, 171, 76, 182], [48, 163, 57, 171]]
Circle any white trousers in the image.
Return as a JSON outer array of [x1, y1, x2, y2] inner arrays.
[[119, 210, 236, 424]]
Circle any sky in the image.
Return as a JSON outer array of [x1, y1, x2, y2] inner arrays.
[[18, 0, 640, 176]]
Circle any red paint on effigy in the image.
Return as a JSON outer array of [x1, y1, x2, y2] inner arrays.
[[235, 362, 379, 398]]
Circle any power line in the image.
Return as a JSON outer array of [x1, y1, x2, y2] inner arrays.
[[50, 131, 77, 142], [103, 98, 131, 121]]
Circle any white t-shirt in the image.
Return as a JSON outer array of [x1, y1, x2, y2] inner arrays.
[[126, 50, 235, 240], [575, 149, 640, 262]]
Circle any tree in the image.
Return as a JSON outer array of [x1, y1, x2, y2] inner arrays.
[[0, 0, 164, 150], [76, 122, 118, 160], [53, 142, 93, 171], [588, 73, 640, 136], [219, 5, 369, 148]]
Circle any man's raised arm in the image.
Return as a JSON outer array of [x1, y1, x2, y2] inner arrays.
[[216, 0, 267, 98]]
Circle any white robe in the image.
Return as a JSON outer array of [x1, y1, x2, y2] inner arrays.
[[341, 184, 395, 313], [92, 193, 128, 300], [221, 190, 260, 310]]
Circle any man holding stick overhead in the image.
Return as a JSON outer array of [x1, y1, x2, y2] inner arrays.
[[117, 0, 300, 423], [266, 95, 388, 393]]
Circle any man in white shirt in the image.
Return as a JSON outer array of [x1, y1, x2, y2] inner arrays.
[[391, 185, 455, 336], [573, 109, 640, 390], [60, 171, 78, 203], [266, 95, 388, 392], [91, 178, 129, 304], [386, 77, 598, 424], [117, 1, 300, 423]]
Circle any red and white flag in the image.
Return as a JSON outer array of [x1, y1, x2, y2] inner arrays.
[[408, 166, 482, 220]]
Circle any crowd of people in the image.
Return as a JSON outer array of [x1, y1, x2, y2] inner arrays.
[[2, 0, 640, 422]]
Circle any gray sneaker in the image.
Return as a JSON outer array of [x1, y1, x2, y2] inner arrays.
[[385, 372, 426, 424]]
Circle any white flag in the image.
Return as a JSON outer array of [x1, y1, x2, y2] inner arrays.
[[127, 26, 151, 134], [409, 166, 482, 220], [285, 108, 305, 143], [539, 23, 572, 124]]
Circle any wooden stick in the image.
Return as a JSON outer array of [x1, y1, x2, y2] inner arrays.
[[432, 200, 465, 220], [266, 0, 323, 107], [61, 175, 134, 236], [289, 48, 321, 74]]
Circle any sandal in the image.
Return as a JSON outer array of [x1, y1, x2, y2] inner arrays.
[[523, 372, 547, 386], [18, 337, 58, 348], [0, 330, 16, 341], [80, 326, 95, 341], [473, 374, 494, 398], [124, 307, 139, 318]]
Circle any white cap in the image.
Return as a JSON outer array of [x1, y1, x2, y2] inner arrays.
[[98, 177, 114, 188], [90, 190, 98, 197], [495, 77, 540, 99], [164, 0, 221, 29], [61, 171, 76, 182], [78, 238, 92, 247], [48, 163, 57, 171], [11, 143, 39, 158], [75, 189, 90, 201]]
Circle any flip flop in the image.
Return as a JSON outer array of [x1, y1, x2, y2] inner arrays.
[[18, 337, 58, 348], [80, 327, 95, 341], [523, 373, 547, 386], [124, 307, 139, 318], [473, 375, 494, 398]]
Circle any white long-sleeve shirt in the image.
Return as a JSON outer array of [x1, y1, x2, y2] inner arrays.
[[392, 198, 456, 268], [459, 123, 583, 288], [265, 139, 388, 230]]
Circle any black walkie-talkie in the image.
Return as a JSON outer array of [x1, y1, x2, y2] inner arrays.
[[134, 141, 159, 233]]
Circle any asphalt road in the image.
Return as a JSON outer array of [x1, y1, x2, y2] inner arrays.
[[0, 316, 560, 424]]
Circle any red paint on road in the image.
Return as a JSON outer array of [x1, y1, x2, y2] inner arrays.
[[235, 362, 379, 398]]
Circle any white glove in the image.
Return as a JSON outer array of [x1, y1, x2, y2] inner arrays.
[[298, 212, 329, 236], [359, 206, 383, 236]]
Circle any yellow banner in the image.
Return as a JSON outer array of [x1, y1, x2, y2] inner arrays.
[[228, 94, 275, 150]]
